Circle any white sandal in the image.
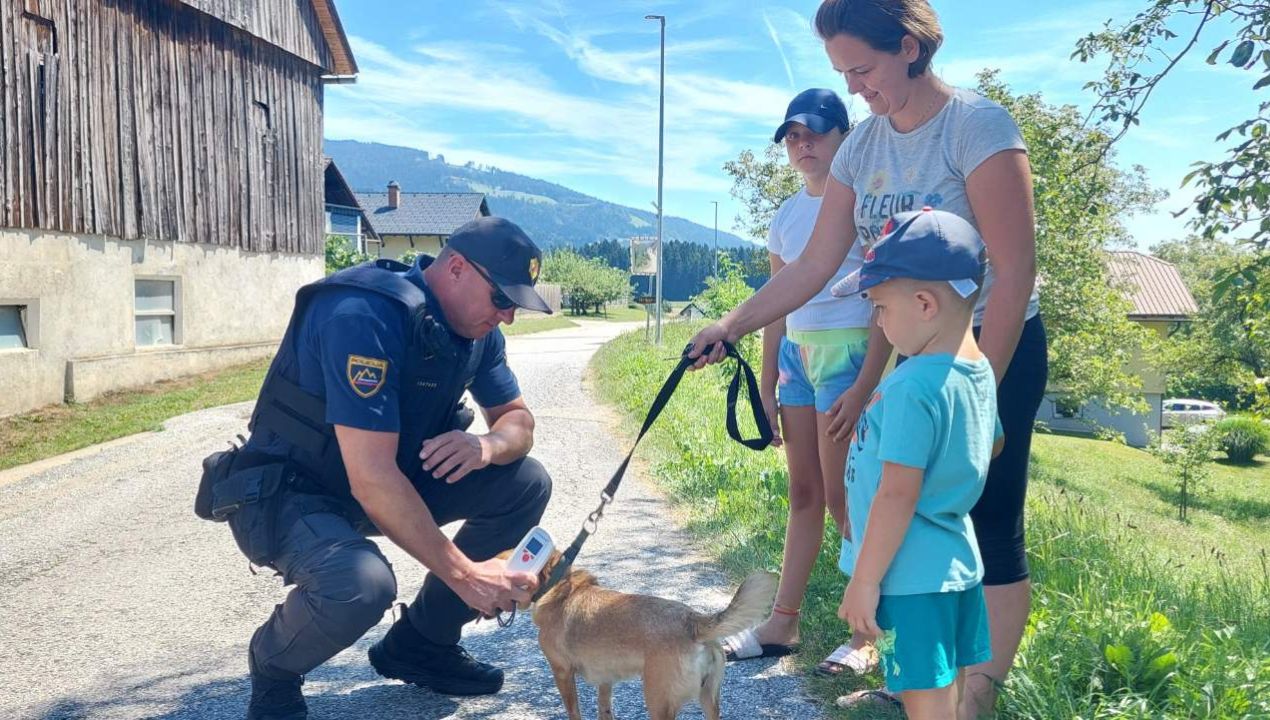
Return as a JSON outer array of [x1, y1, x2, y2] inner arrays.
[[816, 642, 878, 675], [721, 628, 800, 662]]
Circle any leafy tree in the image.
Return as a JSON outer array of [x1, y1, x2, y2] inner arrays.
[[1072, 1, 1270, 296], [1150, 425, 1217, 522], [541, 249, 629, 315], [1153, 235, 1270, 407], [977, 71, 1162, 412], [324, 235, 371, 275], [722, 145, 802, 242], [574, 238, 769, 300], [693, 254, 755, 320]]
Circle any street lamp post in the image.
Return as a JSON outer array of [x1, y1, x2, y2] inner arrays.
[[645, 13, 665, 344], [711, 200, 719, 277]]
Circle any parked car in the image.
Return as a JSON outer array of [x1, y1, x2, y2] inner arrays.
[[1162, 399, 1226, 428]]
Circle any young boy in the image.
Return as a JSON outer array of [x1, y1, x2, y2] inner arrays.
[[829, 207, 1002, 719]]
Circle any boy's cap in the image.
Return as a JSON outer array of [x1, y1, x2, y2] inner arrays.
[[830, 208, 985, 299], [774, 88, 850, 143], [447, 216, 553, 314]]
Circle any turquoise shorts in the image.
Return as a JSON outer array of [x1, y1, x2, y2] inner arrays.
[[777, 328, 870, 414], [874, 584, 992, 693]]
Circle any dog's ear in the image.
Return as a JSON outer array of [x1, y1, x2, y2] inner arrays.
[[494, 548, 514, 563], [537, 549, 564, 588]]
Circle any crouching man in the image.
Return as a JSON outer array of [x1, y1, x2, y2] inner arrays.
[[199, 217, 555, 720]]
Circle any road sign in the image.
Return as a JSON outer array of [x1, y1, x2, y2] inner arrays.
[[629, 236, 658, 276], [634, 295, 656, 305]]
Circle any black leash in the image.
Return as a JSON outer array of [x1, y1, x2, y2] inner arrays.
[[515, 341, 772, 614]]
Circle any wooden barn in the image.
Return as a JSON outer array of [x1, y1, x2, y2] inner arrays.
[[0, 0, 357, 417]]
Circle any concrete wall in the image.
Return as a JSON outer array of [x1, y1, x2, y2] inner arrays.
[[0, 228, 322, 417], [1038, 393, 1163, 448]]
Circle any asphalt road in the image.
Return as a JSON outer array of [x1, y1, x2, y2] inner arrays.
[[0, 320, 821, 720]]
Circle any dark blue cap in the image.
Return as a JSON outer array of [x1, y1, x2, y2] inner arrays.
[[831, 208, 985, 299], [447, 216, 552, 314], [774, 88, 850, 143]]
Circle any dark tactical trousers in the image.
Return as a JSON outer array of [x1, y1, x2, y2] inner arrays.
[[249, 457, 552, 678]]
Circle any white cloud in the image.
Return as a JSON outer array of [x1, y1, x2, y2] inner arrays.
[[761, 9, 795, 89], [325, 37, 741, 196]]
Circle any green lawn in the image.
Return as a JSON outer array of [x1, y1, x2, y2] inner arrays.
[[0, 359, 269, 472], [591, 322, 1269, 719], [502, 315, 578, 336], [561, 301, 690, 323], [1029, 432, 1269, 578]]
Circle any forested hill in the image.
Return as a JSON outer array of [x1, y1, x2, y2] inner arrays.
[[324, 139, 753, 250]]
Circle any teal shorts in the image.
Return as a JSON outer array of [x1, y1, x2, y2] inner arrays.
[[776, 328, 870, 414], [874, 584, 992, 693]]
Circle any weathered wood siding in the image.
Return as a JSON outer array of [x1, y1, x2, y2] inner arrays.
[[0, 0, 326, 255], [175, 0, 334, 74]]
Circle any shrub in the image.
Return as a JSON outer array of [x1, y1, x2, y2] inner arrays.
[[324, 235, 371, 275], [1212, 415, 1270, 463]]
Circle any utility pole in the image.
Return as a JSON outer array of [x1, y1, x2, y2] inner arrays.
[[711, 200, 719, 277], [645, 13, 666, 344]]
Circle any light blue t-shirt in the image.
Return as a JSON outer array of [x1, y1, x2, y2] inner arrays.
[[838, 353, 1001, 595]]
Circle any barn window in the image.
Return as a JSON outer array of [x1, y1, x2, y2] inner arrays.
[[0, 306, 29, 350], [134, 278, 180, 347]]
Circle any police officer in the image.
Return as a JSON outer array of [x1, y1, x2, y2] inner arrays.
[[233, 217, 554, 720]]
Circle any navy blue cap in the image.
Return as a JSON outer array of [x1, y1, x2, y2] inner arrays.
[[447, 216, 552, 314], [831, 208, 985, 299], [774, 88, 850, 143]]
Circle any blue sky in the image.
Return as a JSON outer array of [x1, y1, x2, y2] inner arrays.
[[325, 1, 1260, 249]]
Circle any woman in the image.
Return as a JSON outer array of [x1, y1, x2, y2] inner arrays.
[[691, 1, 1046, 714], [719, 89, 892, 679]]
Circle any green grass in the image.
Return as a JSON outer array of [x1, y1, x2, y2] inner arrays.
[[563, 301, 690, 323], [565, 304, 650, 322], [591, 322, 1270, 720], [502, 315, 579, 336], [0, 359, 269, 472]]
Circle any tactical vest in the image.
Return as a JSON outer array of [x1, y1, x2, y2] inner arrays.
[[248, 257, 484, 503]]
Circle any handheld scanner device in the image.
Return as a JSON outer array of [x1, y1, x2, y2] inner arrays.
[[506, 526, 554, 576]]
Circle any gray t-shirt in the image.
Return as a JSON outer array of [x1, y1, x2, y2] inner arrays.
[[830, 87, 1040, 324]]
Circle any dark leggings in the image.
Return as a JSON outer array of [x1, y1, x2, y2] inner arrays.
[[972, 315, 1048, 585]]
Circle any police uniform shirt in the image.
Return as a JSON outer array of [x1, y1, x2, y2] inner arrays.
[[252, 276, 520, 456]]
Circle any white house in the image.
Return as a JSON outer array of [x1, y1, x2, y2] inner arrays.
[[1037, 251, 1199, 447]]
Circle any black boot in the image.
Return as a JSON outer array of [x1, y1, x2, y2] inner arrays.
[[247, 643, 307, 720], [368, 605, 503, 696]]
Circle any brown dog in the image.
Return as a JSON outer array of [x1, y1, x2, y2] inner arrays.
[[529, 554, 778, 720]]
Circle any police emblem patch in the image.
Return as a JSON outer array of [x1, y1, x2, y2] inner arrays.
[[528, 257, 540, 283], [347, 355, 388, 398]]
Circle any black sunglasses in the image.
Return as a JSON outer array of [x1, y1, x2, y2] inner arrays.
[[466, 259, 516, 311]]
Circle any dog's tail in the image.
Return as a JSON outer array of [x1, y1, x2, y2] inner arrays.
[[692, 571, 779, 643]]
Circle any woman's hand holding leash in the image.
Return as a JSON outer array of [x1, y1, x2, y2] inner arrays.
[[686, 321, 738, 370]]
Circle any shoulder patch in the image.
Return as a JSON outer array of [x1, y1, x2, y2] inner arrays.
[[347, 355, 388, 398]]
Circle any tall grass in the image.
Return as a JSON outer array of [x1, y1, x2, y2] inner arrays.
[[591, 323, 1270, 719]]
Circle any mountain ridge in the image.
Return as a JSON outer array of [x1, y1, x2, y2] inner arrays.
[[324, 139, 754, 250]]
